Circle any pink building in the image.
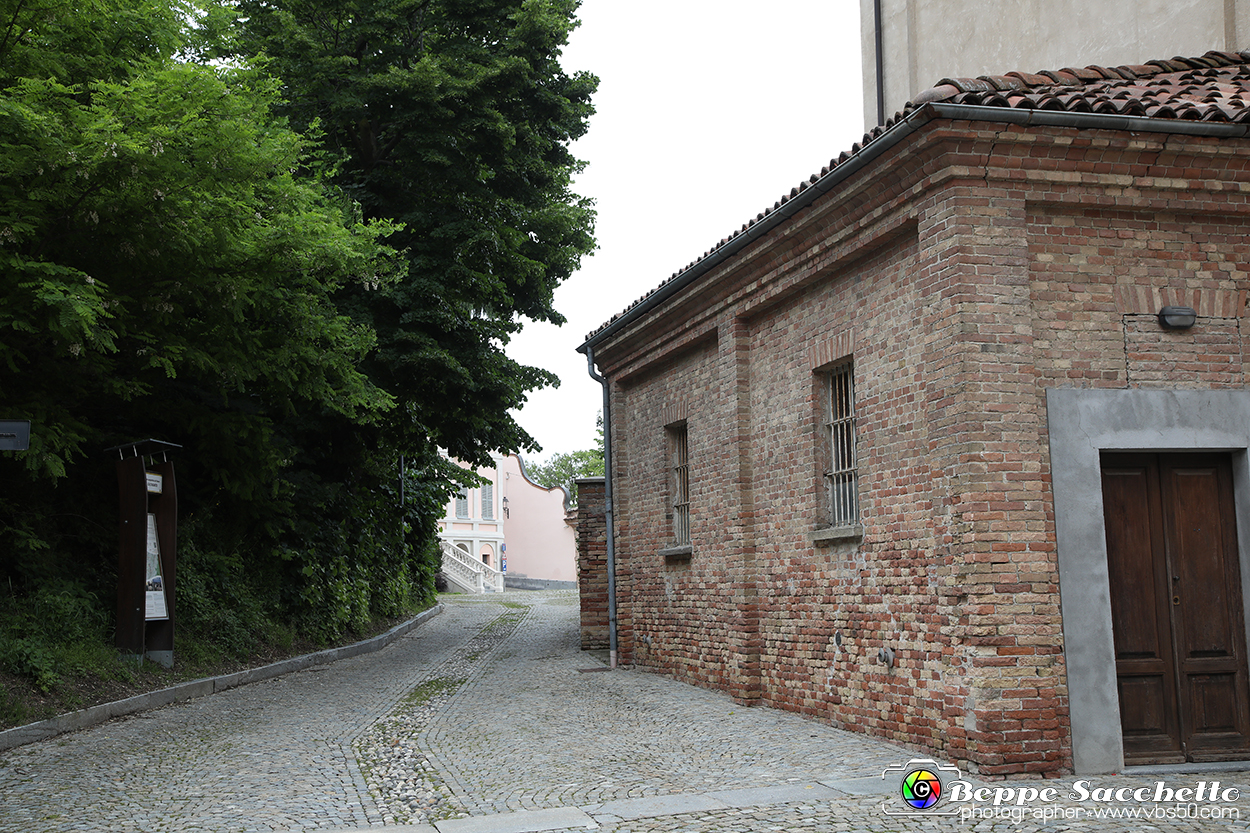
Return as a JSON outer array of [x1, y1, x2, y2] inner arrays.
[[437, 452, 577, 591]]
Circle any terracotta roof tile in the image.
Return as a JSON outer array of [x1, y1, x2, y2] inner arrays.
[[909, 83, 960, 106], [584, 49, 1250, 344], [1084, 65, 1127, 80], [1059, 66, 1105, 81], [908, 49, 1250, 124], [1038, 69, 1081, 84]]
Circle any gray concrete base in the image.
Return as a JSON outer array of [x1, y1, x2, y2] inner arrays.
[[819, 776, 895, 796], [326, 782, 872, 833], [0, 604, 443, 752], [583, 782, 844, 823], [707, 783, 845, 807], [1126, 760, 1250, 775], [145, 649, 173, 669], [586, 793, 727, 822], [503, 577, 577, 591]]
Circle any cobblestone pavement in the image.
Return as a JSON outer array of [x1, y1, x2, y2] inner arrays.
[[2, 589, 1249, 833], [0, 600, 500, 832]]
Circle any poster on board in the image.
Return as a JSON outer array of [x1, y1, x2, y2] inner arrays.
[[145, 513, 169, 620]]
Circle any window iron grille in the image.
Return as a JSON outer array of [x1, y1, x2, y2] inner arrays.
[[672, 425, 690, 545], [825, 364, 858, 527]]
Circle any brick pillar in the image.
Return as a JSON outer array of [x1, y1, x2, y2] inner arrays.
[[919, 157, 1065, 775], [725, 317, 761, 703], [575, 477, 608, 650]]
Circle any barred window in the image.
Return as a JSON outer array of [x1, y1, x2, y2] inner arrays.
[[481, 482, 494, 519], [455, 488, 469, 519], [669, 423, 690, 545], [825, 362, 858, 527]]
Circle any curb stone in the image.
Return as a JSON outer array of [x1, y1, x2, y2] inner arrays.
[[0, 603, 443, 752]]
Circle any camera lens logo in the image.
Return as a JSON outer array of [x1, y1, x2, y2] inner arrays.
[[900, 768, 942, 810], [881, 758, 960, 817]]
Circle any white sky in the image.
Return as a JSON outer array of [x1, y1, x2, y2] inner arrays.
[[509, 0, 867, 460]]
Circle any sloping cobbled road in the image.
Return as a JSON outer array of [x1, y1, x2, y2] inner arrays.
[[421, 594, 904, 811], [1, 589, 1248, 832]]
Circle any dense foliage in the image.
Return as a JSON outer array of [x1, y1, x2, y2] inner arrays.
[[0, 0, 595, 689], [226, 0, 597, 468]]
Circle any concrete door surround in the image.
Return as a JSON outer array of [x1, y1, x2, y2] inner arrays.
[[1047, 388, 1250, 774]]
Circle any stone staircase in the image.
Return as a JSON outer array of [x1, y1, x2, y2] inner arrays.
[[439, 540, 505, 594]]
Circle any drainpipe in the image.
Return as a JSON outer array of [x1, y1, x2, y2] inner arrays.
[[874, 0, 885, 127], [585, 347, 618, 669]]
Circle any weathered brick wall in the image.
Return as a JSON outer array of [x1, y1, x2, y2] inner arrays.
[[612, 339, 747, 692], [587, 119, 1250, 777], [1029, 204, 1250, 391], [575, 477, 608, 650], [743, 232, 956, 758]]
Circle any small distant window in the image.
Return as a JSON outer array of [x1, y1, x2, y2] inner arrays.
[[455, 488, 469, 519], [481, 482, 494, 519], [669, 423, 690, 545], [824, 362, 858, 528]]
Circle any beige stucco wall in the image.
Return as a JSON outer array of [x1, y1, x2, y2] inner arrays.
[[500, 455, 577, 583], [860, 0, 1250, 129]]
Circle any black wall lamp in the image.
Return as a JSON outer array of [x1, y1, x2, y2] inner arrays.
[[502, 496, 509, 518], [1158, 305, 1197, 330]]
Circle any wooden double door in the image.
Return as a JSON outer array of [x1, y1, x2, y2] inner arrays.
[[1102, 452, 1250, 764]]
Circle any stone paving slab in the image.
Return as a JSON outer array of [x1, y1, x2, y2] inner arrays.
[[435, 806, 596, 832], [817, 775, 896, 797], [705, 782, 843, 807], [586, 792, 728, 821]]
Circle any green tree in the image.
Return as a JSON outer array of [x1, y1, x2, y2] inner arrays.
[[0, 0, 599, 668], [227, 0, 598, 469], [0, 0, 425, 642], [0, 0, 399, 487], [223, 0, 598, 632], [523, 449, 602, 505]]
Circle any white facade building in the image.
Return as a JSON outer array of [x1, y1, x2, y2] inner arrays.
[[436, 452, 577, 592]]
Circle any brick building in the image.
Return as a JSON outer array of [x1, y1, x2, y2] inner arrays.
[[577, 52, 1250, 776]]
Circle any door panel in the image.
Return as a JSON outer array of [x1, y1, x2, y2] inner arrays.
[[1102, 455, 1183, 762], [1167, 465, 1235, 657], [1102, 452, 1250, 764], [1160, 456, 1250, 760], [1117, 674, 1175, 738], [1190, 674, 1239, 731]]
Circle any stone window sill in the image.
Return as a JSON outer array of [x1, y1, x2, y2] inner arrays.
[[659, 544, 693, 561], [809, 525, 863, 546]]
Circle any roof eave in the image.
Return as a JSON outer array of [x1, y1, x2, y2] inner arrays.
[[578, 102, 1250, 356]]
